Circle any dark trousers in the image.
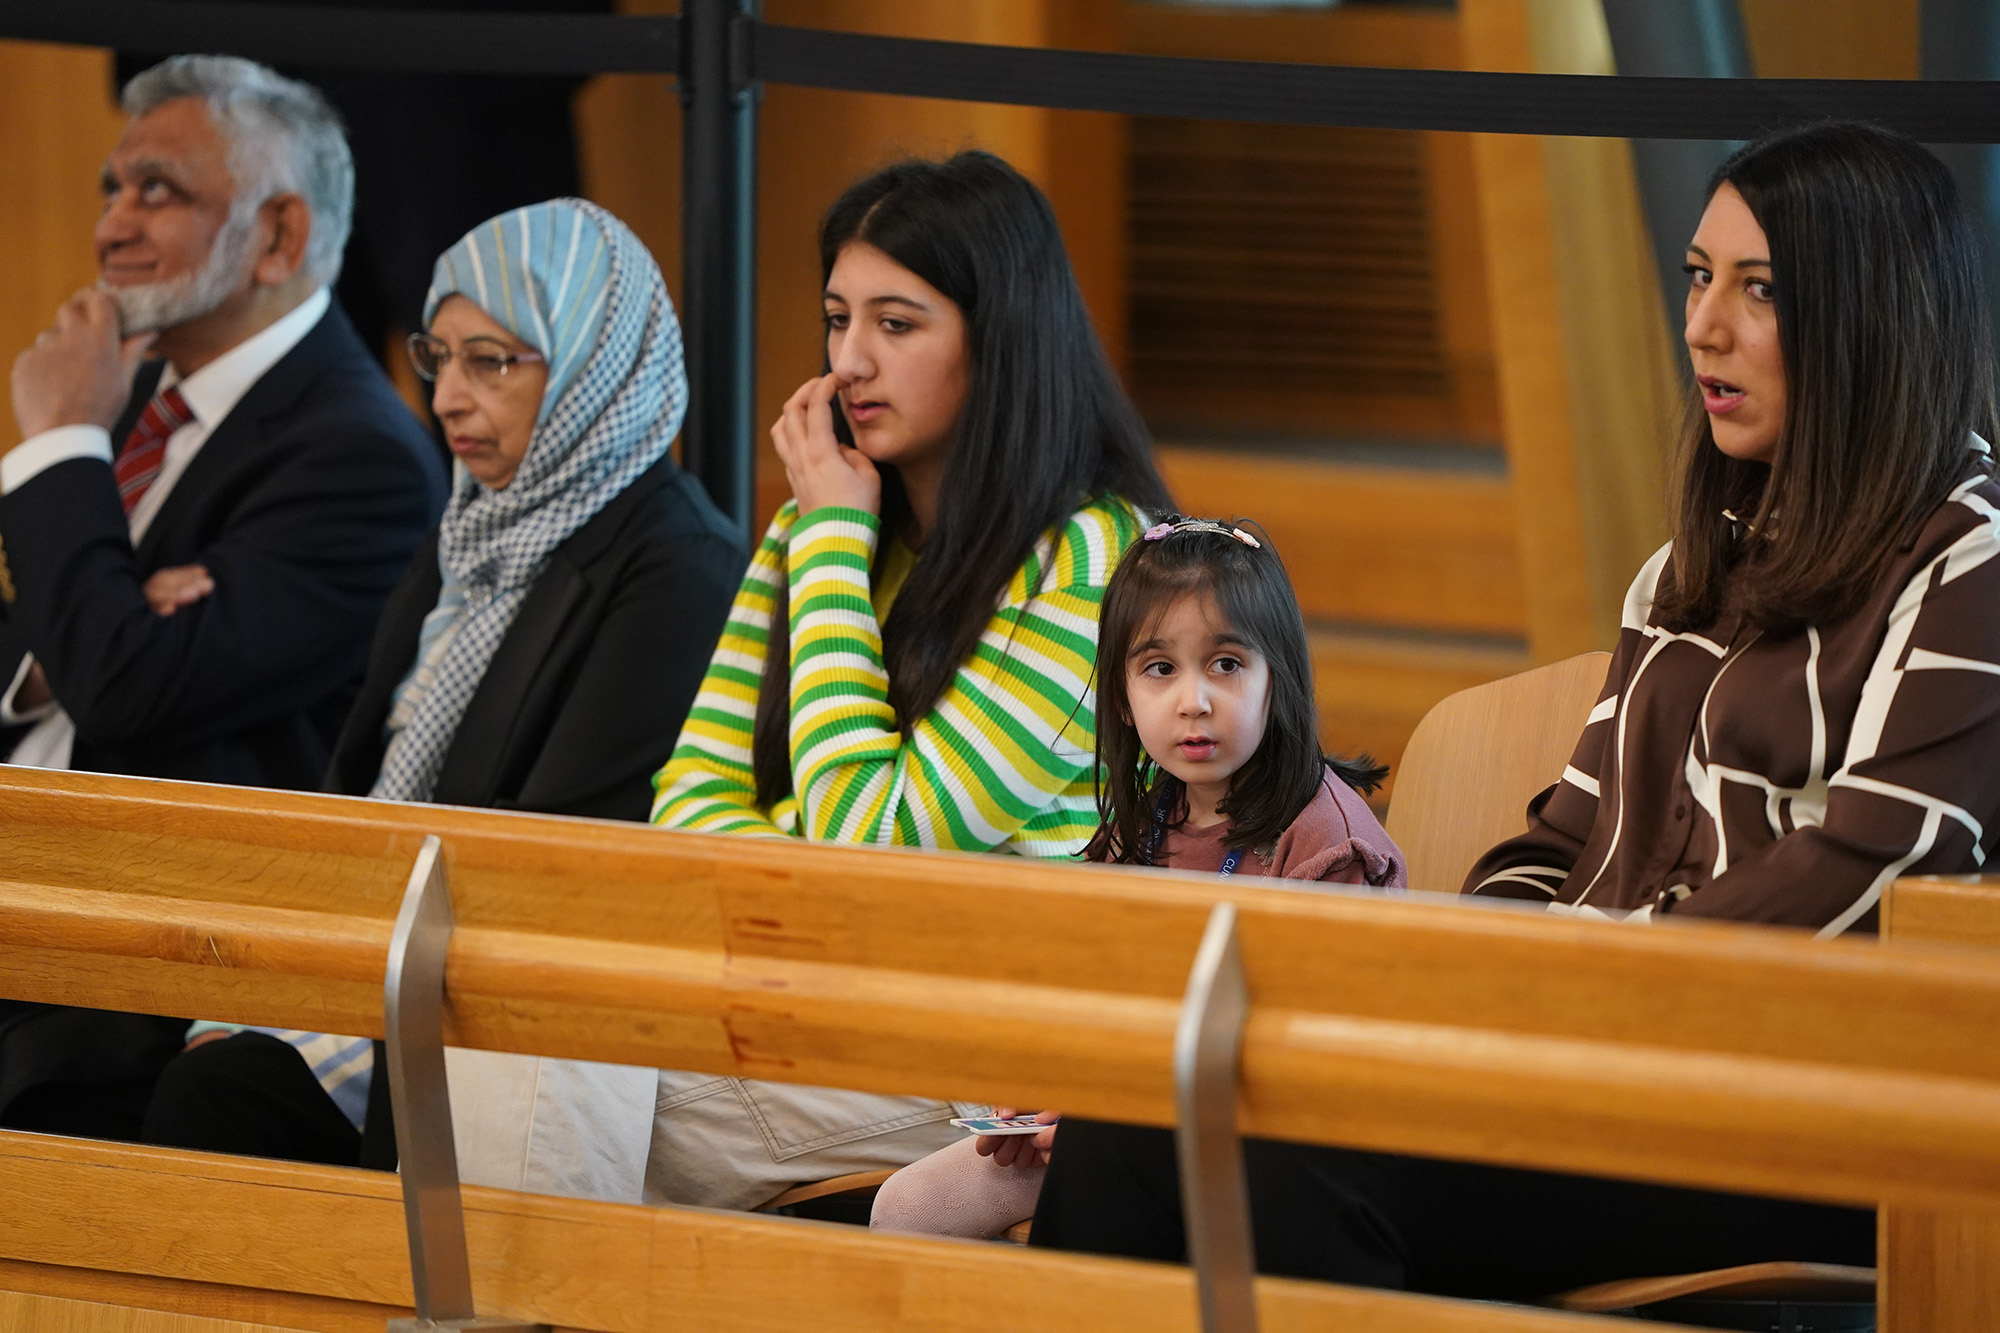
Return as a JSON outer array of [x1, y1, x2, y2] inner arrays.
[[143, 1032, 362, 1169], [0, 1003, 187, 1142], [1029, 1118, 1875, 1302]]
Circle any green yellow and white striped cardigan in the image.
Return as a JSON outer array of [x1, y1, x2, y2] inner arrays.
[[651, 495, 1145, 856]]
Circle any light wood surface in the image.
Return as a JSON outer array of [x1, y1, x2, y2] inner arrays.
[[1311, 627, 1530, 803], [0, 1292, 310, 1333], [1455, 1, 1600, 661], [1124, 4, 1498, 447], [0, 40, 127, 452], [1879, 1204, 2000, 1333], [1155, 447, 1523, 635], [1879, 872, 2000, 1333], [1740, 0, 1919, 79], [0, 1259, 402, 1333], [1500, 0, 1680, 650], [9, 769, 2000, 1215], [1386, 651, 1608, 895], [0, 1131, 1667, 1333], [761, 1168, 894, 1211], [1457, 0, 1680, 655], [1882, 875, 2000, 950]]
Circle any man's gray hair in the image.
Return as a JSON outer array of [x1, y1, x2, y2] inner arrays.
[[122, 55, 354, 288]]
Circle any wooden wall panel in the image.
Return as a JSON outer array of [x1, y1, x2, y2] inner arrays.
[[574, 7, 682, 308], [1521, 0, 1682, 646], [1155, 446, 1522, 634], [1314, 629, 1529, 804], [0, 41, 126, 452], [1129, 119, 1467, 440], [1740, 0, 1920, 80], [1123, 4, 1496, 446], [1456, 0, 1678, 654]]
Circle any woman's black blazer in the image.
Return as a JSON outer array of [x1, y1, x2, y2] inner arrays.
[[325, 458, 746, 821]]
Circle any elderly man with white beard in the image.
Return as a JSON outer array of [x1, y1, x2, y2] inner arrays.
[[0, 55, 444, 1142]]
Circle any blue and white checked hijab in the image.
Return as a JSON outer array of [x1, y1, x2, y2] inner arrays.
[[372, 198, 687, 803]]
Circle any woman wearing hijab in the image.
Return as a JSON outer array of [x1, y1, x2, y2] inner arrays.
[[139, 199, 745, 1188]]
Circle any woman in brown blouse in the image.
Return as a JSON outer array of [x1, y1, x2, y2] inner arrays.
[[1030, 121, 1987, 1299], [1468, 124, 2000, 936]]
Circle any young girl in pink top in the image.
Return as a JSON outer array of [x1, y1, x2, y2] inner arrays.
[[871, 515, 1406, 1237]]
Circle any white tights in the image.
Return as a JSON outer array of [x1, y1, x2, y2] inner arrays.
[[869, 1133, 1047, 1238]]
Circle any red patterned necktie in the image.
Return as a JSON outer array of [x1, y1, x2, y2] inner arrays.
[[113, 385, 192, 516]]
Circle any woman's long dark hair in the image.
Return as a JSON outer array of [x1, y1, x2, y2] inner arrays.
[[1083, 520, 1385, 864], [753, 151, 1174, 806], [1655, 121, 1999, 634]]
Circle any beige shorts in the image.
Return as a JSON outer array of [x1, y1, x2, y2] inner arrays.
[[643, 1069, 985, 1212]]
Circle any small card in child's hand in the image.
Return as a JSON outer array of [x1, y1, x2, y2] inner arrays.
[[950, 1115, 1046, 1135]]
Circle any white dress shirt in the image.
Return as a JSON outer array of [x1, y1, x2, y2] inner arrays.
[[0, 288, 332, 768]]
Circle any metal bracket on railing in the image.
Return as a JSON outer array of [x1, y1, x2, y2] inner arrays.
[[383, 836, 548, 1333], [1174, 902, 1259, 1333]]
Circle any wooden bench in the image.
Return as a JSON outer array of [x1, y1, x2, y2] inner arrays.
[[1876, 872, 2000, 1332], [5, 765, 2000, 1330]]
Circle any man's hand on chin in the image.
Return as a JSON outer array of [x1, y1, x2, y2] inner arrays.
[[9, 288, 158, 441]]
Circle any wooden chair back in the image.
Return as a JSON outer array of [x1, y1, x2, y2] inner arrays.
[[1386, 651, 1610, 896], [1385, 652, 1875, 1319]]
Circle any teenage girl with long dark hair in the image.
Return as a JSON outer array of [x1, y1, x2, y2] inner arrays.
[[646, 151, 1174, 1209], [1033, 121, 1999, 1298]]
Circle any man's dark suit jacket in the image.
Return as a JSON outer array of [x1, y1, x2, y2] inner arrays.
[[0, 299, 445, 1138], [325, 456, 745, 822], [0, 301, 446, 789]]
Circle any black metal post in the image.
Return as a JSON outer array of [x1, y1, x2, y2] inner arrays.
[[681, 0, 759, 538]]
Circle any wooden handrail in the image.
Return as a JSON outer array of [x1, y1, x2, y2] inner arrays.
[[6, 767, 2000, 1219]]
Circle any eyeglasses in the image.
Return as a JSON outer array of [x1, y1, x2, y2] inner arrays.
[[406, 332, 546, 390]]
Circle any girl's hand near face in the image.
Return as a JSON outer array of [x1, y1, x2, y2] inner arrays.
[[773, 372, 880, 520]]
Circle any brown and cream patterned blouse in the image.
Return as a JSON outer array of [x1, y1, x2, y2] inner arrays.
[[1466, 467, 2000, 936]]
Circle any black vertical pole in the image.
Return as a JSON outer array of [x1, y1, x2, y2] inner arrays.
[[681, 0, 759, 539]]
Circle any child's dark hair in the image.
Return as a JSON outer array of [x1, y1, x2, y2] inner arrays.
[[1084, 518, 1386, 864]]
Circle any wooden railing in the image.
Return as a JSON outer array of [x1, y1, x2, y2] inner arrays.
[[1877, 872, 2000, 1332], [4, 765, 2000, 1330]]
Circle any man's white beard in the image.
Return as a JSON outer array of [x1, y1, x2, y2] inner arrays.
[[100, 210, 257, 336]]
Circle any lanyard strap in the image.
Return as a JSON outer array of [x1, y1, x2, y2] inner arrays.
[[1143, 785, 1245, 878]]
